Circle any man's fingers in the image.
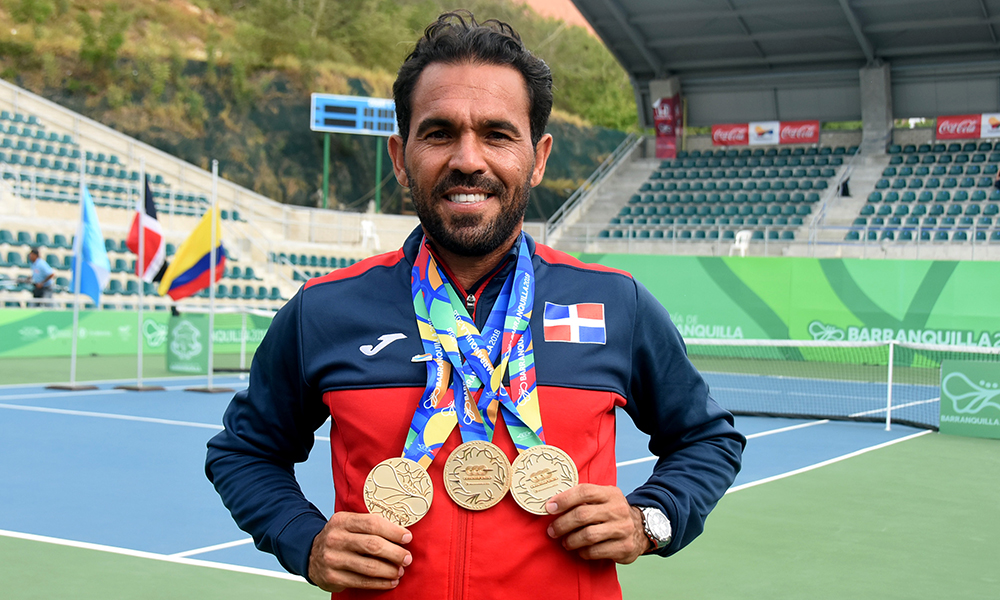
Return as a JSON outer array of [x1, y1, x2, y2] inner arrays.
[[309, 511, 415, 592], [546, 483, 609, 515], [339, 512, 413, 546]]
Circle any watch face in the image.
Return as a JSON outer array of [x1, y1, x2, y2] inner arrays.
[[644, 508, 672, 542]]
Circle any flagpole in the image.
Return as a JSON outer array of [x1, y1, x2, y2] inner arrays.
[[69, 155, 84, 386], [49, 153, 97, 391], [116, 158, 163, 392], [184, 159, 232, 395], [137, 159, 145, 387]]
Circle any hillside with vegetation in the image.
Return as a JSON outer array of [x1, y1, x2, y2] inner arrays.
[[0, 0, 635, 219]]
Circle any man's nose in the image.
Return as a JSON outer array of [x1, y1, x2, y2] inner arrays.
[[448, 134, 488, 174]]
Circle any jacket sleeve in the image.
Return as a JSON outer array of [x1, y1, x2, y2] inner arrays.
[[622, 281, 745, 557], [205, 290, 332, 579]]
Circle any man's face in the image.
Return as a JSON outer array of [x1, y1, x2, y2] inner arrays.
[[388, 61, 551, 257], [28, 252, 38, 262]]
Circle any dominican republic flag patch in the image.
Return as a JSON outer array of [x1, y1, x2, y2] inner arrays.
[[543, 302, 606, 344]]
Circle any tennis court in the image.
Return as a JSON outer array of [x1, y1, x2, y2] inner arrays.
[[1, 365, 997, 599]]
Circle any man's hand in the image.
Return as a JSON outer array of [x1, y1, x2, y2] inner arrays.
[[545, 484, 650, 564], [308, 512, 413, 592]]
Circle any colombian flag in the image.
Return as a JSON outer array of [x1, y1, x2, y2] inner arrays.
[[157, 208, 226, 300]]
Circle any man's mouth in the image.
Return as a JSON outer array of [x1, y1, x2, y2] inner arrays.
[[447, 193, 489, 204]]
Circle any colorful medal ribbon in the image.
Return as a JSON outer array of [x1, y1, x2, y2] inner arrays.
[[402, 239, 510, 468]]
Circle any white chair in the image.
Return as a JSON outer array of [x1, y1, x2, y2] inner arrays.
[[360, 219, 380, 251], [729, 230, 751, 257]]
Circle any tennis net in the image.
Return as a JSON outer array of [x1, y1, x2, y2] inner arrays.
[[685, 339, 1000, 430]]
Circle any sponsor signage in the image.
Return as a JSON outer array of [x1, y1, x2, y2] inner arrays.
[[653, 94, 682, 159], [711, 120, 820, 146], [940, 360, 1000, 439], [166, 314, 209, 374], [779, 120, 820, 144], [711, 123, 748, 146], [936, 114, 981, 140], [980, 113, 1000, 139]]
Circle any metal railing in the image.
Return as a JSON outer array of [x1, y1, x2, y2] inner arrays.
[[545, 132, 642, 242]]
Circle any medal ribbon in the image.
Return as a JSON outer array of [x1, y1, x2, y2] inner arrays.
[[402, 235, 546, 469]]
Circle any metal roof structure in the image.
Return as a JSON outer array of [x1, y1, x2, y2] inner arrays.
[[570, 0, 1000, 127]]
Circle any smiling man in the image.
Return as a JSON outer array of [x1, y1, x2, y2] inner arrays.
[[207, 11, 743, 599]]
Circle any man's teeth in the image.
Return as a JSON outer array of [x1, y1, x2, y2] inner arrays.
[[448, 193, 488, 204]]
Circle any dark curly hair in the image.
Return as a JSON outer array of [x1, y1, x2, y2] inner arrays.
[[393, 10, 553, 147]]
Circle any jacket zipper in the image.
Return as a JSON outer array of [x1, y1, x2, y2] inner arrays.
[[454, 510, 469, 600]]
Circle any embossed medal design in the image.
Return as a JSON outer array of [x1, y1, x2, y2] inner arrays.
[[444, 440, 512, 510], [510, 445, 578, 515], [363, 457, 433, 526]]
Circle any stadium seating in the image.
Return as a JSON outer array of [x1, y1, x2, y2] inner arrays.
[[846, 140, 1000, 244]]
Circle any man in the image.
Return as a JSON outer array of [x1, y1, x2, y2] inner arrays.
[[206, 12, 743, 599], [27, 247, 54, 307]]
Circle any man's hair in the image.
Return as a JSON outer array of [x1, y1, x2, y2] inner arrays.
[[393, 10, 553, 147], [28, 247, 40, 256]]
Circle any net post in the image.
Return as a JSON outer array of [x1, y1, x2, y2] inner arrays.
[[885, 341, 895, 431]]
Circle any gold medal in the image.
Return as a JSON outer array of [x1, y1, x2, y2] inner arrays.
[[443, 440, 512, 510], [363, 457, 433, 526], [509, 445, 579, 515]]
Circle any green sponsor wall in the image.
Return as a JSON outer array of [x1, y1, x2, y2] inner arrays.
[[575, 254, 1000, 348], [0, 309, 272, 358], [940, 360, 1000, 439]]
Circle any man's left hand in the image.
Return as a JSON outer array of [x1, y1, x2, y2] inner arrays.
[[545, 484, 649, 564]]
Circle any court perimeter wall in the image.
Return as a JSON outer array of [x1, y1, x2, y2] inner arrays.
[[0, 310, 271, 358], [576, 254, 1000, 348]]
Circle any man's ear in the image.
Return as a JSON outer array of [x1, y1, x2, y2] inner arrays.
[[387, 134, 409, 187], [530, 133, 553, 187]]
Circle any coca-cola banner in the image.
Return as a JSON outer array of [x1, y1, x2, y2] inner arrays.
[[980, 113, 1000, 139], [712, 119, 820, 146], [653, 94, 682, 158], [779, 120, 820, 144], [712, 123, 748, 146], [936, 114, 981, 140]]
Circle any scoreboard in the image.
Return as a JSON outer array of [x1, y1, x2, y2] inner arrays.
[[310, 93, 398, 137]]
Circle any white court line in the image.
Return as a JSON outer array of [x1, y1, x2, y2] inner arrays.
[[0, 529, 303, 582], [615, 419, 830, 467], [725, 429, 933, 494], [0, 402, 331, 441], [170, 537, 255, 558], [849, 397, 939, 418], [0, 403, 224, 430]]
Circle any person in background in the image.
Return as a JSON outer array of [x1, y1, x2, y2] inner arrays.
[[27, 247, 54, 307]]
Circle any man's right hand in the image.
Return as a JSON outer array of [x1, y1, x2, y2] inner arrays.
[[308, 512, 413, 592]]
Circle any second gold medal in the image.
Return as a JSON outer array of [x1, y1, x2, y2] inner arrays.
[[443, 440, 512, 510]]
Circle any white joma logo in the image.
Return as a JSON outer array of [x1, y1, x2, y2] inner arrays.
[[360, 333, 407, 356]]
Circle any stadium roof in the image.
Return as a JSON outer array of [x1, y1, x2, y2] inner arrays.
[[571, 0, 1000, 126]]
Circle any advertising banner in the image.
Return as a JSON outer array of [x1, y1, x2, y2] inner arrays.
[[940, 360, 1000, 439], [713, 120, 820, 146], [653, 94, 681, 159], [0, 309, 271, 358], [980, 113, 1000, 139], [779, 120, 820, 144], [166, 313, 209, 374], [748, 121, 780, 145], [936, 114, 981, 140], [711, 123, 748, 146], [572, 254, 1000, 349]]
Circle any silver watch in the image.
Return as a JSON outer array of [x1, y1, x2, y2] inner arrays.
[[638, 506, 672, 552]]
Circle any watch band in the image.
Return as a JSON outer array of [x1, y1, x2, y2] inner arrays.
[[638, 506, 672, 552]]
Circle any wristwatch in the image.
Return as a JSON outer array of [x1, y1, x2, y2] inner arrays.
[[637, 506, 672, 552]]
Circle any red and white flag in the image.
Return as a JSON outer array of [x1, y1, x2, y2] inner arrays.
[[126, 178, 166, 283]]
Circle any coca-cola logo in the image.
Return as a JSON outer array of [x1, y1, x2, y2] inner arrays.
[[938, 119, 978, 135], [781, 124, 817, 139], [713, 128, 746, 143]]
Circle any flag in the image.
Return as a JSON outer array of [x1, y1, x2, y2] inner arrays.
[[71, 185, 112, 306], [542, 302, 606, 344], [157, 208, 226, 300], [125, 177, 166, 283]]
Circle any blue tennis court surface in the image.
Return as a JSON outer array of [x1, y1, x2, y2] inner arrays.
[[0, 375, 927, 576]]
